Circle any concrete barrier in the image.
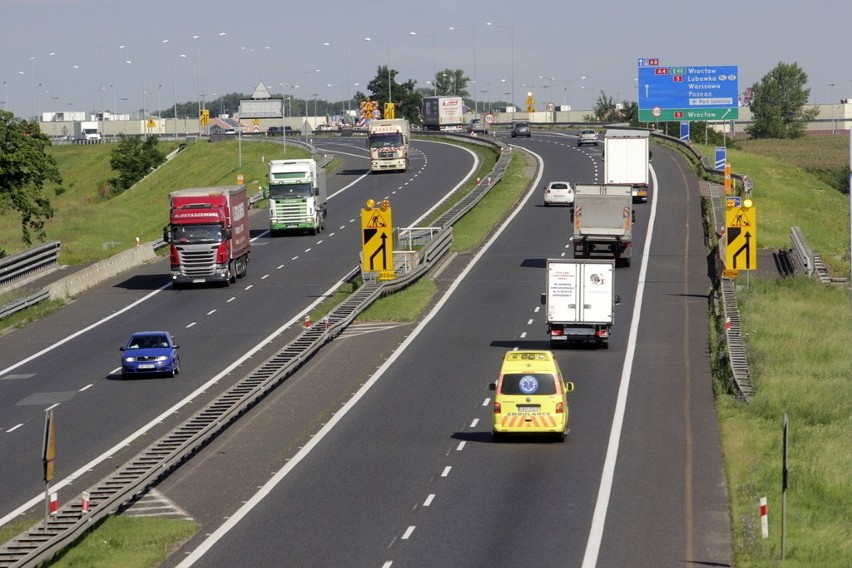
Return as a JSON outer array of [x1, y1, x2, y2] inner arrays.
[[47, 244, 158, 300]]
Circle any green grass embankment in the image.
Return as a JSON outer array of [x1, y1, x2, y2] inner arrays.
[[696, 134, 851, 566]]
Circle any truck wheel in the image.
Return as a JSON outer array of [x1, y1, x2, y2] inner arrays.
[[601, 340, 610, 350]]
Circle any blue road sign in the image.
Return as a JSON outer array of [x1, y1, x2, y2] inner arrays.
[[715, 147, 727, 170], [680, 121, 690, 141], [639, 65, 739, 121]]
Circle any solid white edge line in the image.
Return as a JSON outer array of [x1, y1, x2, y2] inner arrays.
[[580, 163, 659, 568], [174, 147, 544, 567]]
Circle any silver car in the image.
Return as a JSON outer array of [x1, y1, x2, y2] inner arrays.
[[577, 129, 598, 146]]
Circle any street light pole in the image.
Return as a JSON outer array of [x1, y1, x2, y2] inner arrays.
[[486, 22, 514, 115], [193, 32, 227, 134], [409, 31, 437, 95], [323, 42, 351, 114], [828, 83, 836, 134], [449, 26, 477, 114], [364, 37, 392, 105]]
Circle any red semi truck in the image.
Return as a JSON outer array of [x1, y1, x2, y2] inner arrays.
[[163, 185, 251, 287]]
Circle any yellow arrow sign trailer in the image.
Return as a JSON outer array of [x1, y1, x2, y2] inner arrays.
[[361, 200, 394, 280], [724, 201, 757, 271]]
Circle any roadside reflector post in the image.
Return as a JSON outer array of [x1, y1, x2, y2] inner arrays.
[[760, 496, 769, 539], [81, 491, 90, 513], [304, 314, 311, 328], [49, 492, 58, 515]]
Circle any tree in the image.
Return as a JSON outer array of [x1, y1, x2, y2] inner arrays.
[[433, 68, 470, 98], [746, 62, 817, 139], [109, 135, 165, 194], [0, 110, 60, 247], [365, 66, 423, 124]]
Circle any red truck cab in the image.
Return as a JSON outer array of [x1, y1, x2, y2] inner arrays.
[[164, 185, 250, 286]]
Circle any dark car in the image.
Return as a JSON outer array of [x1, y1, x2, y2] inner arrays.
[[267, 126, 298, 136], [120, 331, 180, 378], [510, 121, 531, 138]]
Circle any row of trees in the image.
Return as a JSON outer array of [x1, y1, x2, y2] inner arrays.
[[0, 62, 822, 250]]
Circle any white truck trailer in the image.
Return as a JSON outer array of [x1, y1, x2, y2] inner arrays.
[[544, 258, 619, 349], [264, 158, 327, 235], [603, 129, 650, 202], [421, 96, 465, 131], [571, 183, 634, 268]]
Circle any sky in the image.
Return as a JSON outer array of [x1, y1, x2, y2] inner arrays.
[[1, 0, 850, 120]]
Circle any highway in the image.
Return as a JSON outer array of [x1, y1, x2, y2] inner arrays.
[[0, 130, 731, 567], [0, 137, 478, 523], [150, 131, 731, 567]]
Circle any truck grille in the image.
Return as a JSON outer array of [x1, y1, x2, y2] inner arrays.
[[274, 201, 309, 222], [176, 246, 218, 276]]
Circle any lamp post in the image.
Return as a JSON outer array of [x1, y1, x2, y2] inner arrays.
[[449, 26, 477, 114], [828, 82, 836, 134], [409, 31, 437, 95], [364, 37, 392, 104], [240, 45, 270, 87], [323, 42, 351, 114], [192, 32, 227, 133], [486, 22, 514, 115], [540, 76, 555, 110]]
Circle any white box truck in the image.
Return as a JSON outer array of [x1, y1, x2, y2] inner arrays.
[[366, 119, 410, 172], [264, 158, 327, 235], [571, 183, 634, 268], [73, 121, 101, 143], [544, 258, 619, 349], [604, 129, 650, 202]]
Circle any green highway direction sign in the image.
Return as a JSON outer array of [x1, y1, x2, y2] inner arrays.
[[638, 62, 739, 122]]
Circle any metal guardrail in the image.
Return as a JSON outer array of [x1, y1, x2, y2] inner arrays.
[[790, 226, 831, 283], [707, 183, 753, 402], [0, 132, 511, 568], [0, 242, 60, 288]]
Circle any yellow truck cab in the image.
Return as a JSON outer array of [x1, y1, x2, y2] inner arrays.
[[489, 350, 574, 442]]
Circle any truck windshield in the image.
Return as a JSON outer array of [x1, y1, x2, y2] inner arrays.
[[171, 223, 223, 244], [369, 133, 403, 148], [269, 182, 312, 199]]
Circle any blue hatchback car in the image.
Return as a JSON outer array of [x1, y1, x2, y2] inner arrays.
[[120, 331, 180, 378]]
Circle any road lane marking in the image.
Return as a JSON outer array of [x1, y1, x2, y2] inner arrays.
[[423, 494, 435, 507], [581, 161, 660, 568], [401, 526, 415, 540], [441, 466, 451, 478]]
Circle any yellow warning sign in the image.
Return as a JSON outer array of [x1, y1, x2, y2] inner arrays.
[[361, 200, 394, 277], [147, 118, 156, 128], [525, 92, 535, 113], [725, 204, 757, 270], [722, 269, 739, 279], [200, 109, 210, 125], [384, 102, 395, 119]]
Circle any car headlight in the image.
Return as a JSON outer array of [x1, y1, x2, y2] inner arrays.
[[155, 355, 169, 362], [124, 357, 137, 363]]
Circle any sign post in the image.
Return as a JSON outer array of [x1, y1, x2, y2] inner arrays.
[[42, 409, 56, 526]]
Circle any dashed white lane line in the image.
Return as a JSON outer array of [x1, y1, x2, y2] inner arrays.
[[482, 398, 490, 406], [186, 322, 196, 328], [79, 384, 93, 392], [227, 297, 236, 303], [527, 319, 534, 325], [6, 424, 23, 433], [261, 274, 270, 280], [456, 441, 466, 451], [423, 494, 435, 507], [440, 466, 451, 478], [469, 419, 479, 428], [207, 310, 216, 316], [401, 526, 415, 540]]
